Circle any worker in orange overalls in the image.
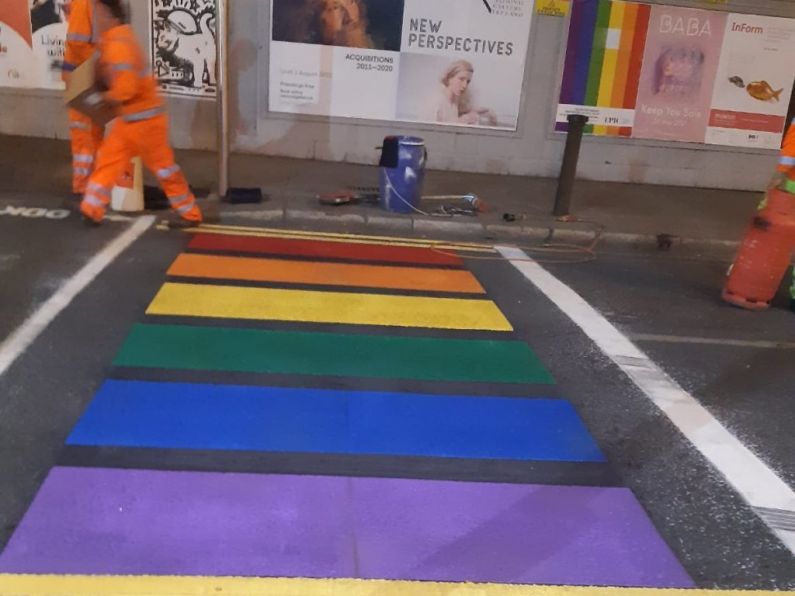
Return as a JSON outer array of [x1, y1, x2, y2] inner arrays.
[[63, 0, 104, 196], [80, 0, 202, 226], [769, 118, 795, 310]]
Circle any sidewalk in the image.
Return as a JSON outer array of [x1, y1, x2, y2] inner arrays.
[[1, 134, 761, 249]]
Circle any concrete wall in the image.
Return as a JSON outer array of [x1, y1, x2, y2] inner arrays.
[[1, 0, 794, 190]]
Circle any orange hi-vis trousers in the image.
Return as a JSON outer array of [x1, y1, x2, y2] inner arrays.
[[81, 113, 202, 224], [68, 109, 104, 194]]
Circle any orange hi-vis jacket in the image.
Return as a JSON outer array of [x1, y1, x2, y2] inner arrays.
[[777, 119, 795, 177], [98, 24, 164, 122], [63, 0, 97, 79]]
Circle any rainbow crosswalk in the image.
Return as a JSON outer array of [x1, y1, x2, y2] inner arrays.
[[0, 228, 695, 592]]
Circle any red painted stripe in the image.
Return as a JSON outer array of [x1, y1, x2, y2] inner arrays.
[[188, 234, 464, 267], [623, 3, 650, 110]]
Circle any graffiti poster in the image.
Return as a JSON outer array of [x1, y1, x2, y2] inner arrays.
[[269, 0, 533, 131], [632, 5, 726, 143], [150, 0, 217, 98], [706, 14, 795, 149]]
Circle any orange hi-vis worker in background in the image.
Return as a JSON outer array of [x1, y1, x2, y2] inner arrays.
[[63, 0, 104, 195], [772, 118, 795, 309], [81, 0, 202, 225]]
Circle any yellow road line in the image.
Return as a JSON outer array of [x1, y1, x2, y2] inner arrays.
[[197, 223, 495, 249], [147, 282, 513, 331], [0, 575, 789, 596], [162, 225, 496, 253]]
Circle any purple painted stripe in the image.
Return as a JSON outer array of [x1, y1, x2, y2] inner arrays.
[[572, 0, 599, 106], [0, 467, 693, 587], [559, 0, 585, 103]]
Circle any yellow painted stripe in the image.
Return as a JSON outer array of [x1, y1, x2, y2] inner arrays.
[[197, 223, 494, 249], [0, 575, 789, 596], [594, 1, 625, 135], [168, 254, 487, 294], [167, 223, 497, 253], [147, 282, 513, 331]]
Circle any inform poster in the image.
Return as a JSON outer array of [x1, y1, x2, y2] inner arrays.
[[268, 0, 534, 131], [706, 14, 795, 149], [557, 0, 795, 149], [0, 0, 66, 90]]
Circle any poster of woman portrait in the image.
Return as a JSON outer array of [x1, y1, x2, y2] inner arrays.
[[272, 0, 405, 52], [396, 54, 518, 130]]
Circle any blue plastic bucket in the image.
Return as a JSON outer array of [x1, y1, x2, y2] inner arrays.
[[379, 136, 426, 214]]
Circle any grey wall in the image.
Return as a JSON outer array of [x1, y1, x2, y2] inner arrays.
[[1, 0, 794, 191]]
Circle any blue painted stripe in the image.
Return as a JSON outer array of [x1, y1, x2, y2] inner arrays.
[[67, 381, 605, 462]]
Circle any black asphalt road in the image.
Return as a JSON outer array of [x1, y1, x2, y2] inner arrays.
[[0, 209, 794, 589]]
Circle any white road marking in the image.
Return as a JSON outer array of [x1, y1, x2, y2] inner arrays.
[[630, 333, 795, 350], [498, 245, 795, 554], [0, 216, 155, 379]]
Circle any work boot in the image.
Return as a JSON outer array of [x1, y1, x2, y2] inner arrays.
[[79, 200, 105, 225]]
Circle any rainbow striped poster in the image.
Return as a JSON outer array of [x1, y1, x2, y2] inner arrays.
[[557, 0, 651, 136]]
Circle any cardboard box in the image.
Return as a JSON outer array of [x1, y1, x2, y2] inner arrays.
[[64, 55, 116, 126]]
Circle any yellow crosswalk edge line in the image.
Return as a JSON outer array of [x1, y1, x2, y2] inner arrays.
[[147, 283, 514, 331], [0, 575, 788, 596]]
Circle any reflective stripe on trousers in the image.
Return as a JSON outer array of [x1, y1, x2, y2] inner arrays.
[[83, 193, 107, 207], [157, 164, 180, 179]]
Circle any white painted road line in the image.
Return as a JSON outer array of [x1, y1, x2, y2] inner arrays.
[[629, 333, 795, 350], [0, 216, 155, 379], [498, 245, 795, 554]]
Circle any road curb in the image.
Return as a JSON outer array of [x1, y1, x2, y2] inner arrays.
[[219, 205, 741, 252]]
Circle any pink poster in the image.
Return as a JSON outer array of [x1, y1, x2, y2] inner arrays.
[[632, 6, 726, 143]]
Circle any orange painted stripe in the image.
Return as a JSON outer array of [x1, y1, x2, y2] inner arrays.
[[168, 253, 486, 294]]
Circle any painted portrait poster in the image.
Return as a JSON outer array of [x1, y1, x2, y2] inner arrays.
[[0, 0, 35, 88], [151, 0, 217, 98], [29, 0, 67, 90], [272, 0, 405, 52], [269, 0, 406, 120], [706, 14, 795, 149], [632, 5, 726, 143]]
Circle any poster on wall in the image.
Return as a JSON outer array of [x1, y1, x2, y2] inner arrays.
[[30, 0, 67, 90], [706, 14, 795, 149], [0, 0, 65, 90], [268, 0, 533, 131], [631, 5, 726, 143], [150, 0, 217, 99], [0, 0, 35, 88], [556, 0, 651, 136]]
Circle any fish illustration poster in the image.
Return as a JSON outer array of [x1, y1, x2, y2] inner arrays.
[[632, 5, 726, 143], [150, 0, 218, 98], [706, 14, 795, 149]]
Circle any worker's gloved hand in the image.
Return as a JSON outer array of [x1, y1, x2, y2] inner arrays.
[[768, 171, 786, 190]]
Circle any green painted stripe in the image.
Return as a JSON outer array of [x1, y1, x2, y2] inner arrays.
[[114, 324, 555, 385], [583, 0, 612, 106]]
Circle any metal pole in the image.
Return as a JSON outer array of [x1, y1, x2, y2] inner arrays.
[[216, 0, 230, 199], [553, 114, 589, 218]]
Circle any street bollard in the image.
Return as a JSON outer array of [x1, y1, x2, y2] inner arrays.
[[553, 114, 589, 218]]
